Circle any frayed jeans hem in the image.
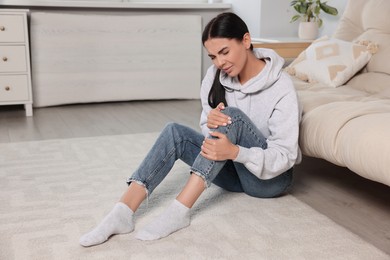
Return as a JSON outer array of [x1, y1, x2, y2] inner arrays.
[[126, 178, 149, 194], [190, 168, 210, 188]]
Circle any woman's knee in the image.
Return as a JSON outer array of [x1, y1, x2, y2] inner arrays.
[[162, 122, 189, 140], [217, 106, 250, 133], [162, 122, 180, 134], [221, 106, 245, 118], [212, 107, 245, 135]]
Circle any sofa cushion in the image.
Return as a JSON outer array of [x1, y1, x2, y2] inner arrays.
[[346, 72, 390, 98], [333, 0, 390, 76], [292, 78, 367, 113], [299, 100, 390, 167], [286, 36, 374, 88], [337, 113, 390, 186], [332, 0, 366, 41]]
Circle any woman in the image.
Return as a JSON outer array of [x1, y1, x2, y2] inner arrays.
[[79, 12, 301, 246]]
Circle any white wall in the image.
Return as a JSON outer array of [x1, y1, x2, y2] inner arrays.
[[223, 0, 262, 37], [224, 0, 348, 38]]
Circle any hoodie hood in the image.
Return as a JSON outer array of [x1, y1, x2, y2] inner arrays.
[[219, 48, 285, 94]]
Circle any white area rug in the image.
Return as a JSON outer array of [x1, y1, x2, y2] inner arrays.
[[0, 133, 388, 260]]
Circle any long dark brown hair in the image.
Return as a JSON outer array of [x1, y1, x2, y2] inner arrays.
[[202, 12, 253, 108]]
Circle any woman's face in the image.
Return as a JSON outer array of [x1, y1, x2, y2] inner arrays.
[[204, 34, 250, 78]]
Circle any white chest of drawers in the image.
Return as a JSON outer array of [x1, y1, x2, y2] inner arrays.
[[0, 9, 33, 116]]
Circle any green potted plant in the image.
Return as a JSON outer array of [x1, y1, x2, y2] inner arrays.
[[290, 0, 338, 39]]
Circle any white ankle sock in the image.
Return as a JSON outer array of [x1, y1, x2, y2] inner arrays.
[[135, 199, 190, 241], [79, 202, 134, 247]]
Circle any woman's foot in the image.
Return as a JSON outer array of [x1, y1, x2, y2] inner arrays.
[[135, 199, 190, 241], [79, 202, 134, 247]]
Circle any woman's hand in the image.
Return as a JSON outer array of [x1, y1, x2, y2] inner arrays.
[[201, 131, 239, 161], [207, 102, 232, 129]]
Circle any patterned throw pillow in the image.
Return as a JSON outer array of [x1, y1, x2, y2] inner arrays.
[[285, 36, 378, 87]]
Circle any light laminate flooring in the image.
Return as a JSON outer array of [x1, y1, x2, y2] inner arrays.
[[1, 100, 389, 255]]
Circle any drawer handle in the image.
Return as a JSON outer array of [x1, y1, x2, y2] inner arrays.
[[5, 86, 10, 91], [2, 57, 7, 62], [0, 26, 5, 31]]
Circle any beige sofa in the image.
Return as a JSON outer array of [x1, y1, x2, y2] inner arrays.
[[287, 0, 390, 187]]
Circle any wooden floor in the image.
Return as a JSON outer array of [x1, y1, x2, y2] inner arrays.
[[1, 100, 389, 255]]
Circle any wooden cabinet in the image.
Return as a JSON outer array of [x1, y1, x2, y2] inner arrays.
[[29, 12, 202, 107], [252, 37, 312, 63], [0, 9, 33, 116]]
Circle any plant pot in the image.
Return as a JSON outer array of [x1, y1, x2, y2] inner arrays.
[[298, 22, 318, 40]]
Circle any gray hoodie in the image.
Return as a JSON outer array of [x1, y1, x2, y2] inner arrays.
[[200, 48, 302, 180]]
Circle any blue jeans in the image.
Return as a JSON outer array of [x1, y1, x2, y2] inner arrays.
[[127, 107, 293, 198]]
